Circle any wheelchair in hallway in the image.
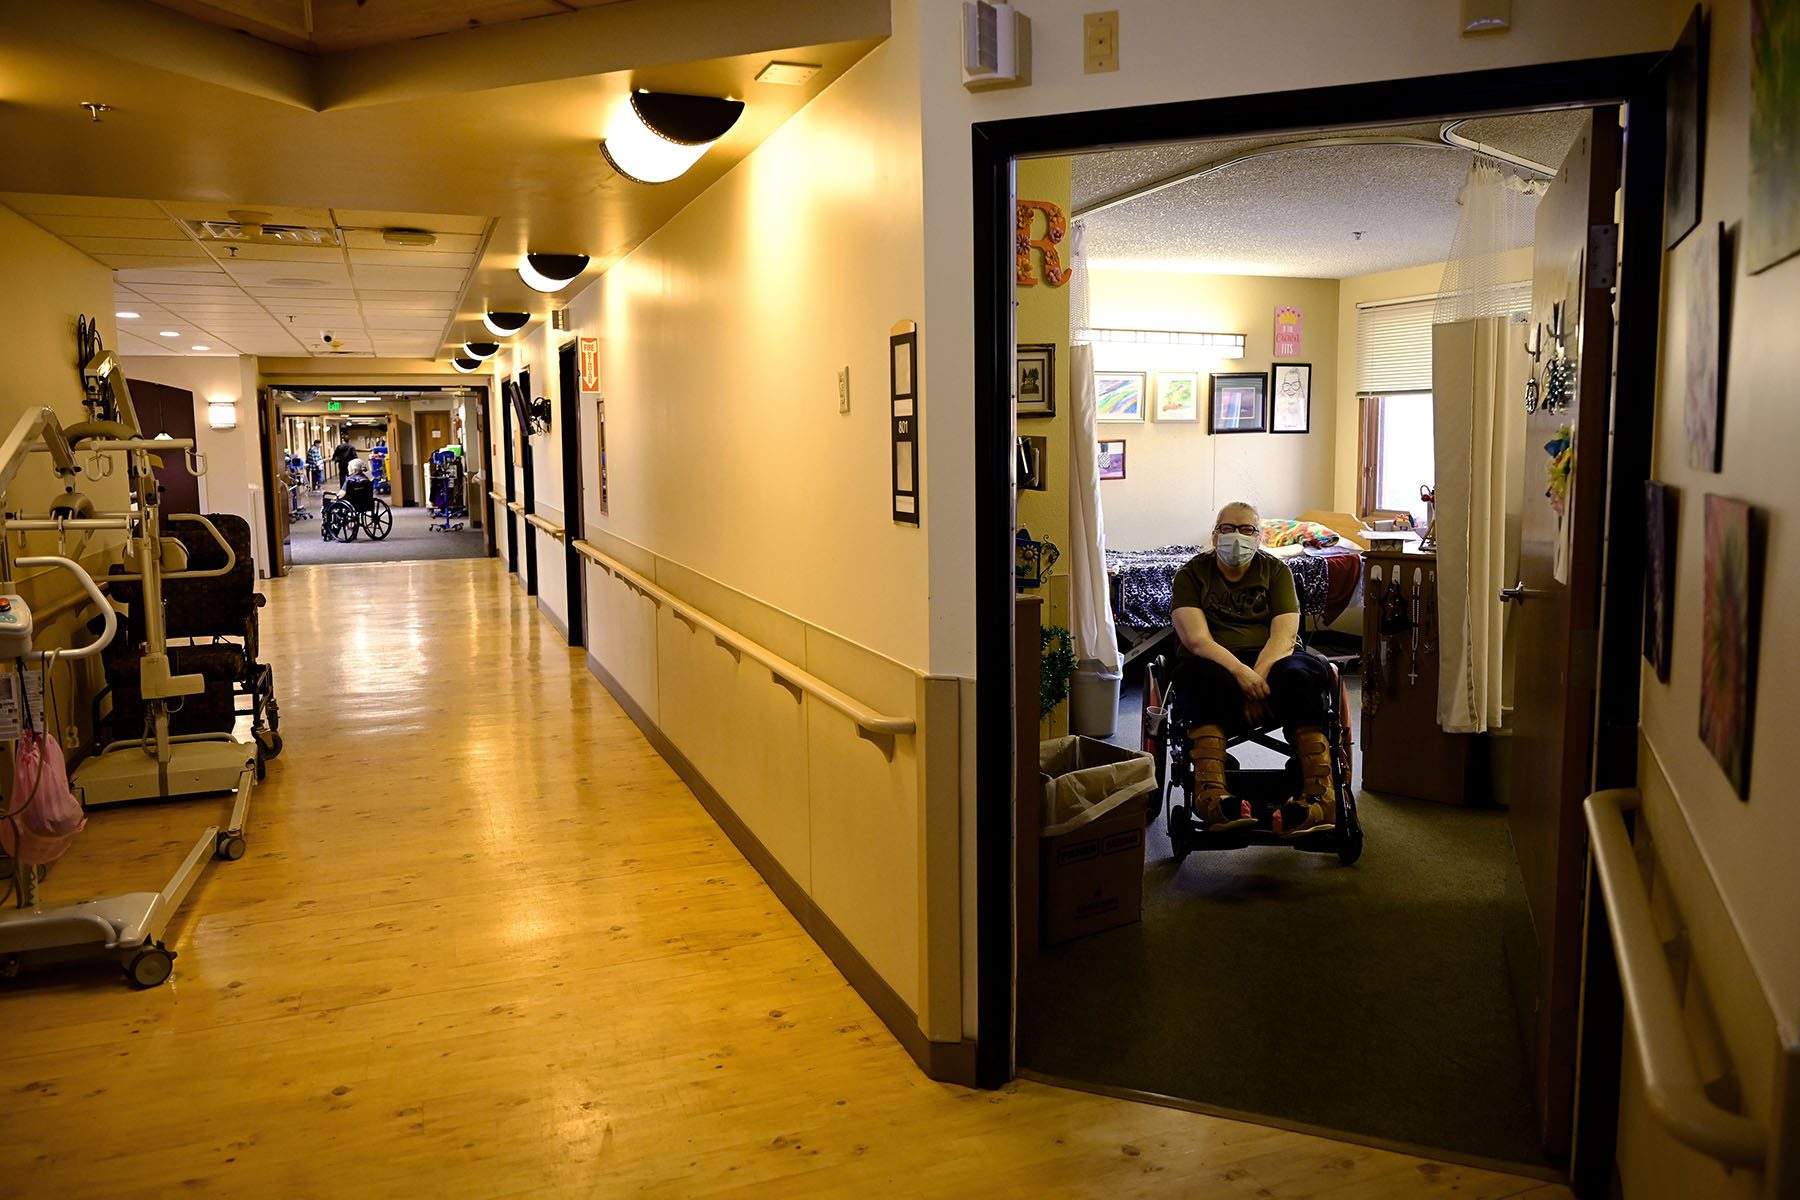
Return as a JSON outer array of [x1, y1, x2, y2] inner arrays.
[[1143, 650, 1363, 866], [321, 477, 392, 542]]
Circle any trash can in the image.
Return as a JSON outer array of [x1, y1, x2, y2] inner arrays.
[[1069, 660, 1123, 738], [1038, 736, 1156, 945]]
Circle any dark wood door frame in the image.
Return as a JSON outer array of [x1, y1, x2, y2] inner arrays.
[[519, 368, 538, 598], [557, 343, 585, 647], [970, 54, 1667, 1183], [476, 388, 497, 558], [502, 380, 519, 577], [257, 387, 287, 577]]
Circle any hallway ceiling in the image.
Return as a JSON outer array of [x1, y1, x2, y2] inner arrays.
[[146, 0, 642, 54], [1069, 110, 1588, 279], [0, 0, 886, 361]]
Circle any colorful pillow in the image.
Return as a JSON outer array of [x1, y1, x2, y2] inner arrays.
[[1260, 518, 1341, 549]]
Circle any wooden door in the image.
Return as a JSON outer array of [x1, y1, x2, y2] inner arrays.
[[557, 343, 584, 646], [261, 391, 288, 575], [1505, 109, 1620, 1159], [127, 379, 201, 514], [420, 412, 451, 510]]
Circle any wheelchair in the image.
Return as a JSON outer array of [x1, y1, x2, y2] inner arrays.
[[1143, 650, 1363, 867], [321, 478, 392, 542]]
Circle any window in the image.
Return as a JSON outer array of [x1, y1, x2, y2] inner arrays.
[[1356, 297, 1436, 522], [1359, 394, 1434, 522]]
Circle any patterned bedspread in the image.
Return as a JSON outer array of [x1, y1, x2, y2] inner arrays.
[[1105, 545, 1361, 630]]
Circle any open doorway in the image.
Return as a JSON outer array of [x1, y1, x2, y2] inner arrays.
[[270, 385, 485, 568], [981, 55, 1668, 1188]]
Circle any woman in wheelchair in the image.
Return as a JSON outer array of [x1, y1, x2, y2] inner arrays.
[[1170, 501, 1339, 838]]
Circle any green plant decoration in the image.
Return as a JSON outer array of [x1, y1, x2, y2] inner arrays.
[[1040, 625, 1076, 718]]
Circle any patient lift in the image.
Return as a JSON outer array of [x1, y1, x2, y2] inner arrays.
[[0, 390, 231, 985]]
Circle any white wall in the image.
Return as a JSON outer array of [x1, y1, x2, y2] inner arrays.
[[914, 0, 1689, 675], [120, 355, 266, 574], [569, 8, 927, 670]]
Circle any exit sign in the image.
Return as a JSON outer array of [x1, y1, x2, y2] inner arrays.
[[327, 400, 342, 411]]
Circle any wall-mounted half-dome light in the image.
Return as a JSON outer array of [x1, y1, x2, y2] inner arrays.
[[518, 253, 590, 293], [483, 311, 531, 337], [600, 90, 745, 185], [463, 341, 500, 360], [451, 357, 483, 374]]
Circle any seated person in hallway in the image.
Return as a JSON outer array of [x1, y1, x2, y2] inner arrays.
[[342, 459, 374, 509], [1170, 501, 1338, 837]]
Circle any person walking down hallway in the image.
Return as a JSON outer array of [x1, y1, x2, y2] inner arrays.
[[307, 439, 325, 489], [332, 438, 355, 487]]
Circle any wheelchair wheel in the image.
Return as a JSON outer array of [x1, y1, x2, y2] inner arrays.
[[1337, 829, 1364, 865], [1168, 803, 1192, 863], [365, 500, 393, 541]]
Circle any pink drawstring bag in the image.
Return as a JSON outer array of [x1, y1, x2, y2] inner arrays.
[[1, 729, 85, 865]]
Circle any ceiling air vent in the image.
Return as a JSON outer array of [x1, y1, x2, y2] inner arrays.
[[185, 211, 343, 247]]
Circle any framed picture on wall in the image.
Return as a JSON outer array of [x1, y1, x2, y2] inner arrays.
[[1152, 371, 1200, 422], [1097, 439, 1126, 480], [1095, 372, 1146, 422], [1209, 372, 1267, 434], [1270, 363, 1312, 433], [1016, 344, 1056, 418]]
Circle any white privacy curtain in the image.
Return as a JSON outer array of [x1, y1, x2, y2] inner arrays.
[[1431, 319, 1521, 733], [1067, 341, 1120, 675]]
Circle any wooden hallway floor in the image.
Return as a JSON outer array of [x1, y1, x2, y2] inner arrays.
[[0, 559, 1570, 1199]]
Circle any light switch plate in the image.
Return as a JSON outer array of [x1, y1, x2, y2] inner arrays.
[[837, 366, 850, 412], [1084, 11, 1118, 73]]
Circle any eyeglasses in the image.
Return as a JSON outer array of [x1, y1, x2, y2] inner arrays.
[[1215, 523, 1258, 536]]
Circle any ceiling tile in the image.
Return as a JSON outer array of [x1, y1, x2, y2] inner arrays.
[[332, 211, 488, 236], [214, 244, 348, 263], [114, 267, 231, 285], [348, 264, 469, 292], [342, 232, 483, 255], [346, 248, 476, 268], [69, 236, 209, 258], [35, 215, 189, 240], [0, 194, 165, 219], [365, 314, 451, 330], [159, 203, 335, 226], [225, 260, 352, 289]]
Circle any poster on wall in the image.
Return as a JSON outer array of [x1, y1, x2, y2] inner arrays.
[[1269, 363, 1312, 433], [1700, 494, 1762, 798], [1683, 222, 1725, 471], [1274, 306, 1304, 358], [1748, 0, 1800, 272], [1643, 481, 1677, 682]]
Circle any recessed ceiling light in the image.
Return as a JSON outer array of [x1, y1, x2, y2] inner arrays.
[[599, 91, 744, 184], [116, 311, 140, 319], [267, 276, 327, 288], [159, 330, 180, 337], [191, 344, 211, 351], [755, 61, 822, 86], [517, 253, 589, 293], [381, 227, 437, 247]]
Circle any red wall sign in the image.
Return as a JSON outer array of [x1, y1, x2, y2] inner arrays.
[[578, 336, 601, 395]]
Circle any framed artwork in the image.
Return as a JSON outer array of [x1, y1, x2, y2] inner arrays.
[[890, 320, 919, 525], [1748, 0, 1800, 272], [594, 398, 609, 516], [1643, 481, 1677, 681], [1152, 371, 1199, 422], [1664, 5, 1708, 249], [1683, 222, 1724, 471], [1269, 363, 1312, 433], [1097, 440, 1126, 480], [1017, 435, 1047, 490], [1015, 343, 1056, 418], [1095, 371, 1146, 422], [1700, 494, 1763, 797], [1209, 372, 1267, 434]]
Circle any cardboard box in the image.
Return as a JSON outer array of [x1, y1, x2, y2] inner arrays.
[[1039, 737, 1154, 945]]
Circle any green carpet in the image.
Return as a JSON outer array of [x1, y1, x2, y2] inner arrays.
[[1020, 683, 1548, 1167]]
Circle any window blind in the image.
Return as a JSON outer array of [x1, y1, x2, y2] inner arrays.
[[1356, 298, 1435, 394]]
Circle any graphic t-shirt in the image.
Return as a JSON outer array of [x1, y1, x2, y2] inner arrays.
[[1169, 549, 1299, 662]]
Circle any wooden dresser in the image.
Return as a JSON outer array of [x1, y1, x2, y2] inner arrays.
[[1359, 549, 1486, 805]]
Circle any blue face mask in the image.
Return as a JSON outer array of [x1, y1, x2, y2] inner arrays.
[[1216, 531, 1258, 568]]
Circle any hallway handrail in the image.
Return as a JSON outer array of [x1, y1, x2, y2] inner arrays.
[[506, 501, 524, 514], [1584, 788, 1767, 1172], [489, 489, 505, 503], [525, 513, 564, 541], [570, 538, 915, 742]]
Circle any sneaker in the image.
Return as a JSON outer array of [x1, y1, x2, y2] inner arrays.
[[1272, 797, 1337, 839], [1197, 791, 1256, 833]]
